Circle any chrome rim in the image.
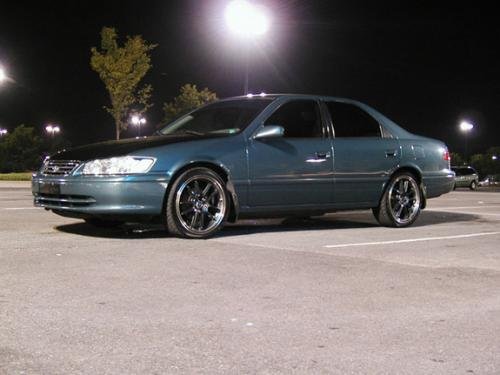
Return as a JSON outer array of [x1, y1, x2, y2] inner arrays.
[[388, 175, 421, 225], [175, 175, 226, 235]]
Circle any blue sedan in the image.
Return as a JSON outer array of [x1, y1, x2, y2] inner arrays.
[[32, 94, 454, 238]]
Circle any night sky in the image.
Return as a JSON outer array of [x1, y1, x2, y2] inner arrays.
[[0, 1, 498, 153]]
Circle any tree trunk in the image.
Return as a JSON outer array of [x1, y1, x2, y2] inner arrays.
[[115, 118, 121, 140]]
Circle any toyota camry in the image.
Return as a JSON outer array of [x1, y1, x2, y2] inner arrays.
[[32, 94, 455, 238]]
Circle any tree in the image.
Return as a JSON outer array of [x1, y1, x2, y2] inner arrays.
[[487, 147, 500, 176], [0, 125, 43, 173], [450, 152, 465, 166], [90, 27, 156, 140], [162, 84, 217, 125]]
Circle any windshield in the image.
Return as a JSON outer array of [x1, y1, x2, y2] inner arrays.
[[159, 99, 273, 136]]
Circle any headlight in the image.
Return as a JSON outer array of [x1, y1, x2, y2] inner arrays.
[[81, 156, 156, 175]]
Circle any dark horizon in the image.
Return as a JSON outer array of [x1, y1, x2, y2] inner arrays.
[[1, 1, 499, 154]]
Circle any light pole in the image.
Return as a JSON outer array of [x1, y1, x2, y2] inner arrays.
[[131, 115, 146, 137], [459, 120, 474, 164], [225, 0, 270, 95], [45, 124, 61, 138]]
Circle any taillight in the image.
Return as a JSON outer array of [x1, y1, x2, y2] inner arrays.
[[443, 150, 451, 161], [443, 148, 451, 169]]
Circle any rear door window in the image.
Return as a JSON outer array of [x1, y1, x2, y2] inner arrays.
[[466, 168, 476, 175], [325, 101, 381, 138]]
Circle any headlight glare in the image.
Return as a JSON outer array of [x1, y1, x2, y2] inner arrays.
[[82, 156, 155, 175]]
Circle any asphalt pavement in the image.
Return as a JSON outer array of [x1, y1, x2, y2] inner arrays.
[[1, 181, 499, 374]]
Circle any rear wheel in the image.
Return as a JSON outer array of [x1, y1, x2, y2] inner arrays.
[[373, 172, 422, 227], [165, 168, 229, 239], [470, 180, 477, 190]]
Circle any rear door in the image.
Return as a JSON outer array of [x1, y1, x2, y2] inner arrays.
[[324, 101, 400, 206]]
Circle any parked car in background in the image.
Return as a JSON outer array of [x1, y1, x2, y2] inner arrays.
[[479, 174, 500, 187], [451, 166, 479, 190], [32, 94, 455, 238]]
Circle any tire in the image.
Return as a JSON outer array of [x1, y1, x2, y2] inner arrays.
[[165, 167, 229, 239], [85, 218, 123, 228], [373, 172, 422, 228], [469, 180, 477, 190]]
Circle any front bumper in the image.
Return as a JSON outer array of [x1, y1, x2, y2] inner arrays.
[[32, 173, 169, 216]]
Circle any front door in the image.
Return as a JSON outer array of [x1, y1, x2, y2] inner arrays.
[[247, 100, 334, 207]]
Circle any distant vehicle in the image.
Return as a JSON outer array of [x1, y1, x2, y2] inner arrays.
[[32, 94, 455, 238], [479, 175, 499, 187], [451, 166, 479, 190]]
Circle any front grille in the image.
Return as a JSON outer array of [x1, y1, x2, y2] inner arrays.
[[42, 160, 80, 176]]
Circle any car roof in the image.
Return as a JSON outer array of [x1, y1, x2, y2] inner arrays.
[[224, 93, 365, 102]]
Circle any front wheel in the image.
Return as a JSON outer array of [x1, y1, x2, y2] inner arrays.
[[165, 168, 229, 239], [373, 172, 422, 227], [470, 181, 477, 190]]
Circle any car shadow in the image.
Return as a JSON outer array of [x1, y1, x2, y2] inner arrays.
[[54, 210, 481, 239], [218, 210, 480, 237]]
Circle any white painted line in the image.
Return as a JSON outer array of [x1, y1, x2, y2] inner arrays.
[[324, 232, 500, 248], [427, 208, 500, 217], [2, 207, 41, 210], [429, 206, 500, 210], [333, 205, 500, 216]]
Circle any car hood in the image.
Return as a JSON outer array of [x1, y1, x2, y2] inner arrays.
[[51, 134, 205, 161]]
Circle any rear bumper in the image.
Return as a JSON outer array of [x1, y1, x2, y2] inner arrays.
[[423, 172, 455, 198], [32, 173, 169, 216]]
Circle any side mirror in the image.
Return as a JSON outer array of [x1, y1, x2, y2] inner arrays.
[[253, 125, 284, 140]]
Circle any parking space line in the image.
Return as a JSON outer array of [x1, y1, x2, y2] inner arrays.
[[426, 208, 500, 218], [324, 232, 500, 248], [2, 207, 40, 210], [429, 205, 500, 210]]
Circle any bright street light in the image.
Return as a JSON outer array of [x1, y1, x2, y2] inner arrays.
[[131, 115, 146, 126], [459, 121, 474, 132], [45, 124, 61, 137], [0, 128, 8, 136], [0, 67, 6, 83], [225, 0, 270, 94], [493, 155, 498, 160], [225, 0, 270, 37], [459, 120, 474, 162], [130, 115, 146, 137]]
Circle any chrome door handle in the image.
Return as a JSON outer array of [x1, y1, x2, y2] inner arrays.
[[316, 151, 331, 159], [306, 151, 331, 163]]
